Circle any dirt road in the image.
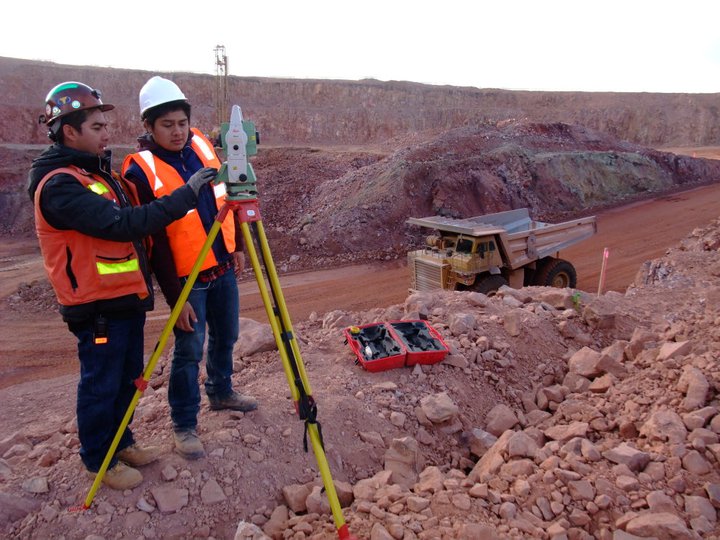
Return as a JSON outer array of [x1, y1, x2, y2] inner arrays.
[[3, 181, 720, 389], [566, 185, 720, 293], [236, 182, 720, 320]]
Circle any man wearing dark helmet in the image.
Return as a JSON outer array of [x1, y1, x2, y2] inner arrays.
[[27, 81, 217, 490]]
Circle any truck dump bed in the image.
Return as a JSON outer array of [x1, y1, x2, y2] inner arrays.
[[407, 208, 596, 269]]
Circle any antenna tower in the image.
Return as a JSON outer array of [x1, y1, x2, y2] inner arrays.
[[214, 45, 228, 128]]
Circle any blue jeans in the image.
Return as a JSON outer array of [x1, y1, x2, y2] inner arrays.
[[73, 315, 144, 472], [169, 270, 239, 431]]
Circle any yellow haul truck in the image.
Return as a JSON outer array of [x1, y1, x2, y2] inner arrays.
[[407, 208, 597, 294]]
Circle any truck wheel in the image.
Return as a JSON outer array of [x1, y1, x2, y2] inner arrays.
[[472, 275, 508, 295], [535, 258, 577, 288]]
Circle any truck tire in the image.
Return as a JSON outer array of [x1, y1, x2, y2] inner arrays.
[[535, 258, 577, 288], [472, 275, 508, 295]]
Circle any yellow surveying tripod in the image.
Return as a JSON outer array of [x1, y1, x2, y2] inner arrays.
[[79, 105, 357, 540]]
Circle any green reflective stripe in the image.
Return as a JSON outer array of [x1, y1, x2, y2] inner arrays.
[[96, 259, 140, 275], [87, 182, 109, 195], [54, 83, 80, 92]]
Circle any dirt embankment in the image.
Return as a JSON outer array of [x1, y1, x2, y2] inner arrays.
[[2, 56, 720, 148], [273, 122, 720, 271], [5, 121, 720, 265]]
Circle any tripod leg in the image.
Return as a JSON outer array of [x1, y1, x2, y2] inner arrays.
[[252, 221, 312, 393], [239, 221, 300, 400], [240, 219, 354, 539], [80, 215, 225, 510]]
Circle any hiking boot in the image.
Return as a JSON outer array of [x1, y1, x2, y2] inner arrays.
[[116, 443, 162, 467], [174, 429, 205, 460], [87, 461, 143, 490], [208, 391, 258, 412]]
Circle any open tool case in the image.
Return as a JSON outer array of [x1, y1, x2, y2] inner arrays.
[[344, 320, 448, 372]]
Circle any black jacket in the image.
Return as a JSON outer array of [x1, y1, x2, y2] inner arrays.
[[28, 143, 199, 324]]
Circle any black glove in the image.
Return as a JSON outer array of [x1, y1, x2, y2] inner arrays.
[[187, 167, 218, 195]]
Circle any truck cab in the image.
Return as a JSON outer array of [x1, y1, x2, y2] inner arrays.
[[418, 232, 505, 290]]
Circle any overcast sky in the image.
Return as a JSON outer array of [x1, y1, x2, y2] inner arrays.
[[4, 0, 719, 93]]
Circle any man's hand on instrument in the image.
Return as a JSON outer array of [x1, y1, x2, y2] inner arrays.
[[187, 167, 218, 195]]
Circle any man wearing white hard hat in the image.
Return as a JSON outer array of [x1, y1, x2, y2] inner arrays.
[[123, 76, 257, 460]]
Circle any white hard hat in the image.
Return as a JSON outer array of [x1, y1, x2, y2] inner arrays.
[[139, 76, 187, 117]]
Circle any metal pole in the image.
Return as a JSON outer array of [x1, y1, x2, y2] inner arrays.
[[597, 247, 609, 296]]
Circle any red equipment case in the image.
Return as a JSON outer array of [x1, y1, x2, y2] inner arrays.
[[389, 320, 449, 366], [344, 320, 448, 372], [343, 322, 406, 372]]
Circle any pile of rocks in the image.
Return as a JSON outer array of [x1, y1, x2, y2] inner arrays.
[[256, 286, 720, 539]]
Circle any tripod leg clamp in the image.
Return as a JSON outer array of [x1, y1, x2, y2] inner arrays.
[[303, 419, 325, 453], [301, 397, 325, 452]]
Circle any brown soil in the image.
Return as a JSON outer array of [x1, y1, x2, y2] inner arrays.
[[3, 179, 720, 391], [3, 59, 720, 537], [3, 180, 720, 538]]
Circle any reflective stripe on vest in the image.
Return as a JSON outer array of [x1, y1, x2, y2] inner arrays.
[[136, 150, 165, 193], [190, 132, 227, 199], [193, 133, 217, 161], [96, 258, 140, 275], [87, 181, 110, 195]]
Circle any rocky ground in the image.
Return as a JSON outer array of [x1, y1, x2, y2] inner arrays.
[[3, 212, 720, 539], [3, 62, 720, 538]]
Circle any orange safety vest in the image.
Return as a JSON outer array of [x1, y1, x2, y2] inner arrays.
[[122, 128, 235, 277], [34, 166, 149, 307]]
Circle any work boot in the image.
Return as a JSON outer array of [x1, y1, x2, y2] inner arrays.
[[174, 429, 205, 460], [87, 462, 143, 490], [208, 391, 258, 412], [115, 443, 162, 467]]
